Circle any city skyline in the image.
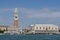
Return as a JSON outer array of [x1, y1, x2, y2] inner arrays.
[[0, 0, 60, 28]]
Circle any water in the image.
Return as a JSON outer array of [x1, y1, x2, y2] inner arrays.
[[0, 34, 60, 40]]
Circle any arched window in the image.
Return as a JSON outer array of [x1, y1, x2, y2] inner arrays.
[[49, 27, 50, 29], [40, 27, 41, 29], [55, 28, 57, 30], [43, 27, 45, 29], [52, 28, 53, 30], [46, 28, 48, 30], [36, 27, 38, 29]]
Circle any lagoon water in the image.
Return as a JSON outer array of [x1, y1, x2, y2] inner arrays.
[[0, 34, 60, 40]]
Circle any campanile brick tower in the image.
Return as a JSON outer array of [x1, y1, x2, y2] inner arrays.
[[14, 8, 18, 28]]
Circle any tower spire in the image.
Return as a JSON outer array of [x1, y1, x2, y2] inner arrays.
[[14, 8, 18, 28], [14, 8, 18, 13]]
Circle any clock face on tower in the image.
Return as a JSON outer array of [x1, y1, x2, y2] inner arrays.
[[14, 8, 18, 28], [15, 16, 17, 18], [14, 16, 18, 20]]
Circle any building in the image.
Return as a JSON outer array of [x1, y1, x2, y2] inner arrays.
[[0, 25, 8, 31], [30, 24, 59, 34], [20, 28, 31, 34], [14, 8, 18, 28], [4, 27, 19, 34], [4, 8, 19, 34]]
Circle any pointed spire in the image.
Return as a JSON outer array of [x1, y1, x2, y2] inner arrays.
[[14, 8, 18, 13]]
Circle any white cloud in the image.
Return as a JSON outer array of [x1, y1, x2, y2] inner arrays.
[[0, 8, 60, 18], [19, 8, 60, 18], [0, 17, 4, 22], [0, 8, 60, 26], [0, 8, 14, 13]]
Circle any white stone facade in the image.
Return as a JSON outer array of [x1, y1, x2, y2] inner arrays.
[[0, 26, 8, 30], [30, 24, 59, 33], [4, 27, 19, 34]]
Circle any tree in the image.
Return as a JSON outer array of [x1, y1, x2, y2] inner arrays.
[[0, 30, 5, 33]]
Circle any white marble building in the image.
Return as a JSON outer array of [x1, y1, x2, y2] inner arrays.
[[30, 24, 59, 34], [0, 26, 8, 31], [4, 27, 20, 34]]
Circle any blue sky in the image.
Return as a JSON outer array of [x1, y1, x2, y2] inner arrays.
[[0, 0, 60, 27]]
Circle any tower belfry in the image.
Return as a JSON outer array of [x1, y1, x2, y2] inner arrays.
[[14, 8, 18, 28]]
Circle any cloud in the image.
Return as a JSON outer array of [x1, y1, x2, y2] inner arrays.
[[0, 17, 4, 22], [0, 7, 60, 18], [0, 8, 14, 13], [0, 17, 7, 25], [19, 8, 60, 18], [0, 8, 60, 26]]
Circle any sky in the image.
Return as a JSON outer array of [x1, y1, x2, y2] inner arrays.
[[0, 0, 60, 28]]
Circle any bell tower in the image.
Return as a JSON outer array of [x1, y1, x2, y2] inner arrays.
[[14, 8, 18, 28]]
